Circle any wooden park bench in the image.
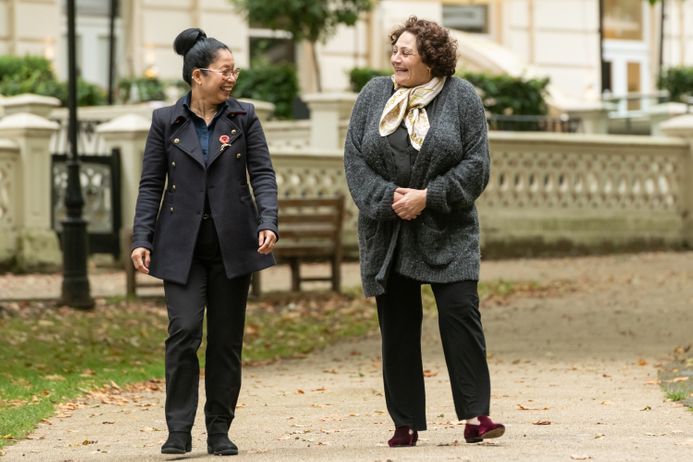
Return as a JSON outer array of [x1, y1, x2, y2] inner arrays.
[[125, 195, 345, 297], [252, 195, 345, 296]]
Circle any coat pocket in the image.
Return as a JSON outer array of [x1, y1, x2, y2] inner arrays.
[[415, 213, 455, 268]]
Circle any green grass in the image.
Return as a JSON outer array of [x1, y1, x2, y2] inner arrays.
[[0, 278, 563, 449], [665, 389, 688, 402]]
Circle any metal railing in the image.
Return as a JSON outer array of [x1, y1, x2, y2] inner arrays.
[[486, 114, 581, 133]]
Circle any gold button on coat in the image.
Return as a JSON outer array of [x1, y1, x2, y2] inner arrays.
[[170, 207, 174, 213], [172, 184, 176, 191], [172, 161, 176, 167], [231, 129, 237, 134], [236, 153, 241, 159], [173, 138, 180, 144]]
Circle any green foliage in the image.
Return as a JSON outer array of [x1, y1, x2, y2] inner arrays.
[[233, 64, 299, 119], [347, 66, 550, 116], [230, 0, 373, 43], [117, 76, 167, 103], [348, 67, 390, 92], [0, 55, 106, 106], [657, 66, 693, 102], [460, 72, 549, 116], [665, 388, 688, 402]]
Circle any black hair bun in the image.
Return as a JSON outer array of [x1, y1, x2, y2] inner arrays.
[[173, 28, 207, 56]]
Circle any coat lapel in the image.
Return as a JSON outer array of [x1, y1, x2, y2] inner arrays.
[[207, 99, 247, 168], [168, 97, 205, 168]]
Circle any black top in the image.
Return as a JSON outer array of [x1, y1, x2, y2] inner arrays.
[[386, 95, 441, 187]]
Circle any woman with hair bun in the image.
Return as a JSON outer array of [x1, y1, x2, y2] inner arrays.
[[130, 27, 278, 456]]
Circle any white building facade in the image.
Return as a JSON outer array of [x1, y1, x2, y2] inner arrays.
[[1, 0, 692, 102]]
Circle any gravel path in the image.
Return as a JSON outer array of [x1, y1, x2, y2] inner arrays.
[[2, 252, 692, 461]]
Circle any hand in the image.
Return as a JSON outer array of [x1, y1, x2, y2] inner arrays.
[[131, 247, 151, 274], [258, 230, 277, 255], [392, 187, 427, 220]]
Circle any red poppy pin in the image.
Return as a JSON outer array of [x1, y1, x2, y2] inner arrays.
[[219, 134, 230, 144]]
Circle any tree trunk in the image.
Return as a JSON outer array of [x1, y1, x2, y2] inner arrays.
[[311, 41, 322, 92]]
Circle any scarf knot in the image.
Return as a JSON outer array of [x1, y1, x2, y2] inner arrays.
[[378, 76, 446, 151]]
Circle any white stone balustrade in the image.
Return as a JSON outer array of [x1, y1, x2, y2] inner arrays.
[[0, 113, 61, 270], [2, 91, 693, 271], [481, 132, 690, 253], [659, 114, 693, 247]]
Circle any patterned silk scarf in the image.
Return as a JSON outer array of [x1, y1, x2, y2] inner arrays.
[[378, 75, 446, 151]]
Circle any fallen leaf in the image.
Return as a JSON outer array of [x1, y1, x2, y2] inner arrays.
[[532, 420, 551, 425], [517, 403, 549, 411], [571, 455, 591, 460], [671, 377, 689, 383], [296, 389, 305, 395], [594, 433, 606, 439], [423, 369, 438, 378], [81, 440, 97, 445], [638, 359, 648, 366], [641, 405, 652, 411]]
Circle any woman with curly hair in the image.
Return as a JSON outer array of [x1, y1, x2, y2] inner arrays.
[[344, 16, 505, 447]]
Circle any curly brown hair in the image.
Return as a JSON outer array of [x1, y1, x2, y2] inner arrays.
[[389, 16, 458, 78]]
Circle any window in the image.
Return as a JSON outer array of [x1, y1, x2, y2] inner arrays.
[[249, 37, 295, 66], [603, 0, 643, 41], [443, 3, 489, 34]]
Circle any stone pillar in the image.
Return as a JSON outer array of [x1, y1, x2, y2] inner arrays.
[[649, 102, 688, 136], [0, 139, 20, 267], [0, 94, 61, 119], [561, 102, 609, 134], [0, 113, 61, 271], [238, 98, 275, 126], [96, 114, 151, 261], [660, 114, 693, 246], [304, 93, 357, 150]]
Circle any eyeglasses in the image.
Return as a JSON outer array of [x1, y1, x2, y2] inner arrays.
[[199, 67, 241, 79]]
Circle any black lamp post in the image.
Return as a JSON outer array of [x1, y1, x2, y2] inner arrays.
[[60, 0, 94, 309], [107, 0, 118, 105]]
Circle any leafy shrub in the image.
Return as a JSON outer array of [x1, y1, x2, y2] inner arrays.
[[233, 64, 298, 119], [0, 55, 106, 106], [118, 77, 167, 103], [348, 67, 390, 92], [347, 66, 549, 116], [460, 72, 549, 116], [657, 66, 693, 102]]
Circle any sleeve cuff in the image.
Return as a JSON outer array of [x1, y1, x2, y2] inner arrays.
[[426, 178, 448, 213]]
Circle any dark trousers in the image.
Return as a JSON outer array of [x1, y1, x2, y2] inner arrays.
[[375, 272, 491, 431], [162, 218, 251, 434]]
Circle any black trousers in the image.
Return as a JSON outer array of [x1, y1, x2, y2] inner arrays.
[[375, 272, 491, 431], [162, 217, 251, 434]]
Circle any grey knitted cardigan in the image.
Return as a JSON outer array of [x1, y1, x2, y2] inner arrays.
[[344, 76, 490, 297]]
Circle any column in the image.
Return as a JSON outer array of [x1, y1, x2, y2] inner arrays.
[[0, 113, 61, 271]]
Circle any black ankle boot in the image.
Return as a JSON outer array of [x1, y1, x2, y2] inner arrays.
[[207, 433, 238, 456], [161, 431, 191, 454]]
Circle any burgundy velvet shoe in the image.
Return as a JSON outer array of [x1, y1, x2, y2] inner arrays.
[[388, 426, 418, 447], [464, 416, 505, 443]]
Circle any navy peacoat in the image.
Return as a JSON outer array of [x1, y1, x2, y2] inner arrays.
[[131, 96, 279, 284]]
